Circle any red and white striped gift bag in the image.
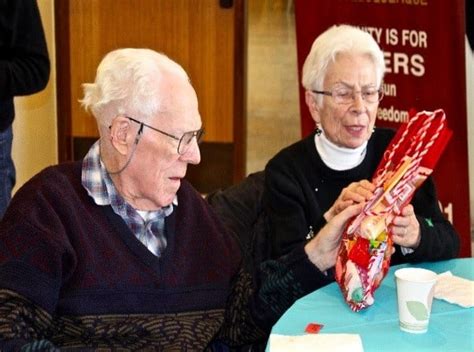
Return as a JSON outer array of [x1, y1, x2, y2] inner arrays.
[[335, 109, 452, 312]]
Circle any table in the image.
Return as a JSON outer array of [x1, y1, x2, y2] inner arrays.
[[268, 258, 473, 351]]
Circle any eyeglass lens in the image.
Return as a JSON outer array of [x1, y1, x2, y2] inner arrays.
[[178, 129, 204, 154], [334, 87, 383, 104]]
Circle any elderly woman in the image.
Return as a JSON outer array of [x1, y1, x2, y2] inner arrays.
[[263, 24, 459, 268]]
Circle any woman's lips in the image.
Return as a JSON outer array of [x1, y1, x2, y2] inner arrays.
[[346, 125, 366, 136]]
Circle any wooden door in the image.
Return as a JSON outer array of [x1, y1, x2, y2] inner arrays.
[[55, 0, 245, 192]]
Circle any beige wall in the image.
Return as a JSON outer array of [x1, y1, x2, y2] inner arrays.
[[12, 0, 57, 193]]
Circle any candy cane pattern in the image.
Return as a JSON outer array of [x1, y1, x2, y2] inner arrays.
[[374, 112, 421, 186], [389, 110, 446, 207], [374, 110, 445, 214]]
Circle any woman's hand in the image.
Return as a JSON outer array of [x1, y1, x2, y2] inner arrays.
[[305, 203, 364, 272], [390, 204, 421, 249], [324, 180, 375, 222]]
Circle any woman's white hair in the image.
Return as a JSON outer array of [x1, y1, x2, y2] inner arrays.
[[80, 48, 189, 128], [302, 24, 385, 105]]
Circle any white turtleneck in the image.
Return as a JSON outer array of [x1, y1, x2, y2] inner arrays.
[[315, 130, 368, 171]]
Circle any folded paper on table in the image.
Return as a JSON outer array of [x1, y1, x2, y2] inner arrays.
[[335, 109, 452, 312], [269, 333, 364, 352], [434, 271, 474, 308]]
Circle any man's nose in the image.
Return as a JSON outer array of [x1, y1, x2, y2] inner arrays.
[[180, 138, 201, 165]]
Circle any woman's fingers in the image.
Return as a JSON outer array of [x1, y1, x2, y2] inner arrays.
[[341, 180, 375, 203], [306, 203, 364, 272], [325, 180, 375, 222], [330, 203, 365, 229], [390, 204, 420, 248]]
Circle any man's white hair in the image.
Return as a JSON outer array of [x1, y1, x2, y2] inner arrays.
[[80, 48, 189, 128]]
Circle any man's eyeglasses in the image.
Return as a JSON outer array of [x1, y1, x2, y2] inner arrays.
[[127, 116, 204, 155], [312, 86, 384, 105]]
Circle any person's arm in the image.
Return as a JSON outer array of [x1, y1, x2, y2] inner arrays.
[[264, 158, 374, 259], [0, 289, 58, 351], [0, 209, 67, 350], [263, 159, 323, 259], [216, 204, 363, 347], [0, 0, 50, 99], [390, 176, 460, 264]]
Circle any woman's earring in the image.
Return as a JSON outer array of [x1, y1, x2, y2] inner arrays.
[[315, 126, 322, 136]]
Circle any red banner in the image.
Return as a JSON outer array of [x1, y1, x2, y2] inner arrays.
[[294, 0, 471, 257]]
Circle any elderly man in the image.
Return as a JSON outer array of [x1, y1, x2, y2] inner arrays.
[[0, 48, 360, 350]]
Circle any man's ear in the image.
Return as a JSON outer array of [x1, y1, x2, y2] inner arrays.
[[305, 90, 321, 125], [109, 116, 134, 155]]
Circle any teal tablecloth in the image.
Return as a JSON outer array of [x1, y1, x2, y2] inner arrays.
[[268, 258, 473, 351]]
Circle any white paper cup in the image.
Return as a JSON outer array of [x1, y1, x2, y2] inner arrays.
[[395, 267, 437, 333]]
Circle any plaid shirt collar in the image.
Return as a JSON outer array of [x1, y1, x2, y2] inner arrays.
[[81, 141, 176, 256]]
